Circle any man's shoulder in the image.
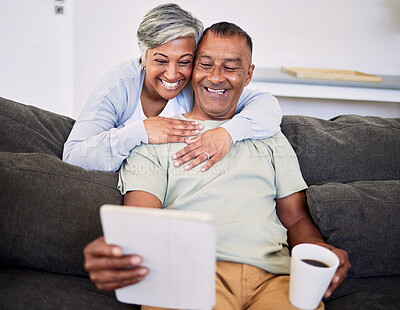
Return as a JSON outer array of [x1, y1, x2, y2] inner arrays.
[[240, 131, 294, 156], [247, 131, 289, 146]]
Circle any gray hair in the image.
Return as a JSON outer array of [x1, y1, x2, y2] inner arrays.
[[137, 3, 204, 60]]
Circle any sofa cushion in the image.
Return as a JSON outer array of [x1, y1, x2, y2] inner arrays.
[[0, 97, 75, 158], [0, 152, 123, 276], [306, 180, 400, 277], [281, 115, 400, 185], [324, 275, 400, 310], [0, 266, 139, 309]]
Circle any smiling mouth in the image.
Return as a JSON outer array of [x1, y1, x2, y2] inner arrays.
[[205, 87, 227, 95], [160, 79, 182, 90]]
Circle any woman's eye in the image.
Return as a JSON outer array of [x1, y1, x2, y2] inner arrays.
[[179, 61, 192, 66], [155, 59, 167, 64]]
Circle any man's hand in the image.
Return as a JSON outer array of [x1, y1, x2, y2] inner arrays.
[[276, 192, 351, 298], [316, 243, 351, 298], [172, 127, 233, 172], [84, 236, 149, 291], [144, 116, 202, 144]]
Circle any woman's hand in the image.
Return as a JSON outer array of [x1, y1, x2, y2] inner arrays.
[[172, 127, 233, 172], [144, 116, 203, 144], [84, 236, 148, 291]]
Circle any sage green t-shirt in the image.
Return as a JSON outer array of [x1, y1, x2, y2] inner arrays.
[[118, 115, 308, 274]]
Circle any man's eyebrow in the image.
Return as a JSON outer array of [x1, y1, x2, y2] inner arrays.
[[153, 52, 193, 58], [224, 58, 242, 64], [197, 55, 212, 60], [197, 55, 242, 64]]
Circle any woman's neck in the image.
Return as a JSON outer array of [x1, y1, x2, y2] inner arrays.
[[140, 79, 168, 117]]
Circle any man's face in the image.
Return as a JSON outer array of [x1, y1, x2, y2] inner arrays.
[[191, 32, 254, 120]]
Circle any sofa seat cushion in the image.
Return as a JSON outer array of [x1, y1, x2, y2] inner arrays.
[[0, 97, 75, 158], [324, 275, 400, 310], [281, 115, 400, 185], [0, 152, 123, 276], [0, 266, 139, 310], [306, 180, 400, 277]]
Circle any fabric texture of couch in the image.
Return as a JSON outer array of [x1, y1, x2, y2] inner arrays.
[[0, 96, 399, 309]]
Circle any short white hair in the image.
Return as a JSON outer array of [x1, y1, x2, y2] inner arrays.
[[137, 3, 204, 60]]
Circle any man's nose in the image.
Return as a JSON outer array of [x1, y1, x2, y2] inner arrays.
[[164, 63, 179, 81], [208, 66, 225, 85]]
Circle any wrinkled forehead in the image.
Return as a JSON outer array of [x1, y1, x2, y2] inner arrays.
[[196, 32, 251, 65]]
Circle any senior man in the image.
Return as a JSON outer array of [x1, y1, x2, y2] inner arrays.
[[84, 22, 350, 310]]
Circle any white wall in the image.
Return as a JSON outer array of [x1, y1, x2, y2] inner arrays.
[[1, 0, 399, 118], [73, 0, 400, 118], [0, 0, 73, 116]]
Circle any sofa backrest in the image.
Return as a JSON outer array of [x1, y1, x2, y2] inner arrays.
[[281, 114, 400, 185], [0, 96, 75, 158], [0, 97, 122, 276], [281, 114, 400, 278]]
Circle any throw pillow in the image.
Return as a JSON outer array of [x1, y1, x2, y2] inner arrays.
[[306, 180, 400, 277]]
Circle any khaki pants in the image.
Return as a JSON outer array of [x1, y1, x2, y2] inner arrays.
[[142, 261, 324, 310]]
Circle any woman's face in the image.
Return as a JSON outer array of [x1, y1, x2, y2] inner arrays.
[[142, 37, 196, 100]]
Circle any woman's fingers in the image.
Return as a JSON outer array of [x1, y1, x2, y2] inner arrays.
[[173, 128, 232, 171]]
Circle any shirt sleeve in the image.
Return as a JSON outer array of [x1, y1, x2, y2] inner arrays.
[[63, 65, 147, 172], [118, 145, 168, 204], [220, 88, 282, 143], [267, 132, 308, 198]]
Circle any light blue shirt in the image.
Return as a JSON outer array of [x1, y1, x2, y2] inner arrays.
[[63, 58, 282, 172]]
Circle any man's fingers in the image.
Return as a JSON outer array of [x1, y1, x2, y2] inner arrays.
[[84, 237, 123, 258], [85, 254, 143, 272], [92, 268, 149, 291], [96, 276, 146, 291]]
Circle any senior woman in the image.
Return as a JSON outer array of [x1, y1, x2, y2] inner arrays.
[[63, 3, 282, 172]]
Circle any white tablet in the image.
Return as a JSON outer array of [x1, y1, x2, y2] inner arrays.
[[100, 205, 216, 310]]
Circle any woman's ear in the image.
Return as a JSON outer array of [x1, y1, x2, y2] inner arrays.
[[141, 51, 148, 68]]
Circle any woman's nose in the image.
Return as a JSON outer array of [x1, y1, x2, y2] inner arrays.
[[164, 63, 179, 81]]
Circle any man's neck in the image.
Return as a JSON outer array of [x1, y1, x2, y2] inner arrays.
[[184, 105, 236, 121]]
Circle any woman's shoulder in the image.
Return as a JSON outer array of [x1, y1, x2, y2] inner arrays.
[[102, 58, 142, 85], [82, 58, 143, 121]]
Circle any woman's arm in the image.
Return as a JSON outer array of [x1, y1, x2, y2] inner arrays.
[[173, 88, 282, 171], [221, 88, 282, 142], [62, 81, 146, 172], [63, 61, 201, 172]]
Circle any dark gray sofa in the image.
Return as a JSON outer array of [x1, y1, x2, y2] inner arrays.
[[0, 96, 399, 309]]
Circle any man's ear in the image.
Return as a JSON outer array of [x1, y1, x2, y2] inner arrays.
[[244, 64, 255, 87]]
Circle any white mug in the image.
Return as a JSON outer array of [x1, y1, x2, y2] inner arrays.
[[289, 243, 339, 310]]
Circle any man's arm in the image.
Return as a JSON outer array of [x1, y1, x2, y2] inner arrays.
[[124, 190, 162, 208], [276, 191, 351, 298]]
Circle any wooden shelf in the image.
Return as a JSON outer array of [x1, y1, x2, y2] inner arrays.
[[281, 66, 382, 83]]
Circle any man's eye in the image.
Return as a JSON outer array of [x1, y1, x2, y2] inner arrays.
[[225, 66, 237, 71], [201, 63, 212, 68]]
